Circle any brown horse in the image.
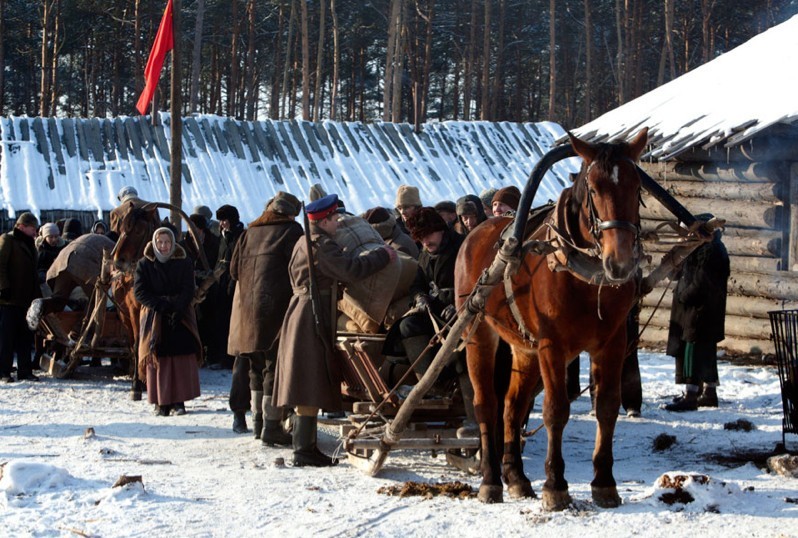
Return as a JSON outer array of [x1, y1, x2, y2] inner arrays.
[[454, 129, 648, 510], [110, 201, 163, 395]]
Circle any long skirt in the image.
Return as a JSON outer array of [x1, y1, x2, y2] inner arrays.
[[147, 353, 201, 405]]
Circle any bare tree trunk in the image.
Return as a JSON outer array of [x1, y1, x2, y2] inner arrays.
[[313, 0, 326, 121], [614, 0, 624, 104], [548, 0, 556, 119], [583, 0, 592, 122], [227, 0, 240, 117], [189, 0, 204, 112], [330, 0, 339, 120], [280, 0, 297, 118], [40, 0, 52, 117], [245, 0, 256, 120], [490, 0, 504, 120], [270, 1, 285, 119], [701, 0, 714, 64], [133, 0, 142, 96], [657, 0, 676, 86], [479, 0, 491, 119], [49, 0, 60, 116], [463, 0, 477, 120], [383, 0, 403, 121], [0, 0, 5, 114], [299, 0, 310, 120], [390, 0, 405, 122], [420, 0, 435, 124]]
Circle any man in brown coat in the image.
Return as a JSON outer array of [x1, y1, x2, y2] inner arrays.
[[0, 212, 41, 382], [273, 194, 395, 467], [227, 192, 303, 445]]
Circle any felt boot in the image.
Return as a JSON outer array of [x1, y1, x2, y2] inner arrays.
[[292, 415, 337, 467], [251, 391, 264, 439], [261, 394, 291, 447]]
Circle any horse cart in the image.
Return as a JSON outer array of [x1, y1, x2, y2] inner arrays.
[[33, 203, 217, 386], [336, 133, 722, 511]]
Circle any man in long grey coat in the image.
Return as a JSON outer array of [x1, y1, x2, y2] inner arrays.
[[273, 194, 395, 467], [228, 192, 303, 445]]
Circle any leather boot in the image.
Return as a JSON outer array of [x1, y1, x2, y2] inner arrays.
[[261, 394, 292, 447], [292, 415, 337, 467], [251, 391, 264, 440], [403, 335, 433, 381], [697, 385, 718, 408], [232, 411, 249, 434], [665, 386, 699, 412]]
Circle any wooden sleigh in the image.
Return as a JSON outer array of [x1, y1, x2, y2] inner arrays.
[[334, 330, 481, 475]]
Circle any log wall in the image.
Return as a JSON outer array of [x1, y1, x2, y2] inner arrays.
[[638, 160, 798, 357]]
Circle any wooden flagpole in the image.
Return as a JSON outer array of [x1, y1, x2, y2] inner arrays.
[[169, 0, 182, 228]]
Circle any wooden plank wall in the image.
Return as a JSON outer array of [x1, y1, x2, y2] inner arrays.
[[638, 160, 798, 356]]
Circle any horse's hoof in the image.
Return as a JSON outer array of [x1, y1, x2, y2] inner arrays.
[[591, 486, 622, 508], [541, 489, 572, 511], [478, 485, 504, 504], [508, 481, 536, 499]]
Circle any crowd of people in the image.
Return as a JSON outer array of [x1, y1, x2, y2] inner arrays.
[[0, 183, 728, 468]]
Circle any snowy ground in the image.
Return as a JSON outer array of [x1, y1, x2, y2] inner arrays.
[[1, 351, 797, 537]]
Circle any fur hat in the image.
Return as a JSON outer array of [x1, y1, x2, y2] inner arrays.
[[117, 186, 138, 202], [492, 186, 521, 211], [479, 188, 498, 211], [362, 206, 392, 224], [15, 212, 39, 228], [189, 214, 208, 230], [406, 206, 447, 242], [267, 191, 302, 217], [456, 196, 479, 216], [395, 185, 422, 208], [215, 204, 240, 223], [434, 200, 457, 214], [309, 183, 328, 202], [192, 205, 213, 221], [41, 222, 60, 238]]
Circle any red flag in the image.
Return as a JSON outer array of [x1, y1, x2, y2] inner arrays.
[[136, 0, 174, 115]]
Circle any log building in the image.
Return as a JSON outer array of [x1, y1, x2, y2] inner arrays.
[[574, 15, 798, 356]]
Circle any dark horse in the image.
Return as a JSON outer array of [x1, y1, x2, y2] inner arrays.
[[454, 129, 648, 510]]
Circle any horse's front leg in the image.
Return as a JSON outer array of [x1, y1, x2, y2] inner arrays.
[[589, 329, 625, 508], [501, 344, 539, 499], [538, 339, 573, 511], [467, 322, 503, 503]]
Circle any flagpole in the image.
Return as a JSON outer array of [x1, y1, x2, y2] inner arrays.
[[169, 0, 182, 228]]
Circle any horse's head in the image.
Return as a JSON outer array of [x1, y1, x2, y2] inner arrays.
[[568, 128, 648, 284], [113, 201, 160, 272]]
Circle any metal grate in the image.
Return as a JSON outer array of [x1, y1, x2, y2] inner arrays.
[[768, 309, 798, 447]]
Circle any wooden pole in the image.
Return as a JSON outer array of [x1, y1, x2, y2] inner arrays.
[[170, 0, 182, 227]]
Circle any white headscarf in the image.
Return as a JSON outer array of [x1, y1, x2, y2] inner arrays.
[[152, 227, 176, 263]]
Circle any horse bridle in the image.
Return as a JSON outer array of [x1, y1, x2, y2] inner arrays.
[[582, 157, 642, 259]]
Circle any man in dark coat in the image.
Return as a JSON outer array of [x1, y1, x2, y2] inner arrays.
[[185, 213, 222, 369], [383, 207, 464, 383], [273, 194, 394, 467], [215, 204, 248, 432], [227, 193, 303, 444], [0, 212, 41, 382], [454, 194, 488, 236], [665, 215, 730, 411]]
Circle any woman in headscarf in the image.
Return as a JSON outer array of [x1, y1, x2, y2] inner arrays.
[[134, 227, 203, 416]]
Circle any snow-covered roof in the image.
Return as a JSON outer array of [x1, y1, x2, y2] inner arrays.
[[0, 115, 578, 223], [573, 14, 798, 161]]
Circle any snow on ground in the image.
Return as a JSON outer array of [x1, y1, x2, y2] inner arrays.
[[1, 351, 797, 537]]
